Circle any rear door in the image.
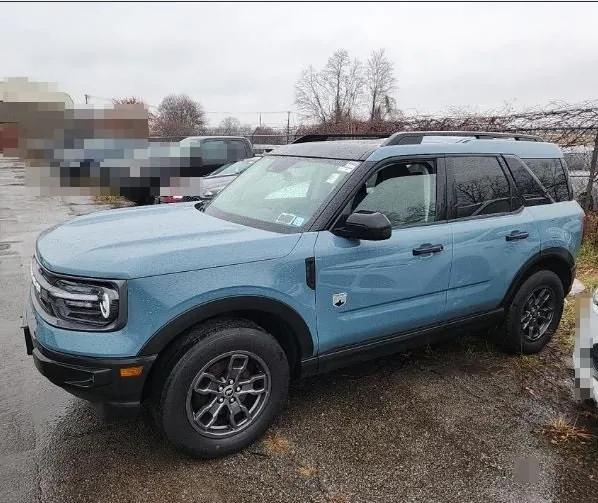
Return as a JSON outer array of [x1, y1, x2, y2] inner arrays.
[[314, 157, 454, 353], [445, 155, 541, 319]]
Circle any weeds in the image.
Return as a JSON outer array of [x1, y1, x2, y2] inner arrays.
[[579, 211, 598, 276], [542, 416, 594, 444], [583, 211, 598, 248], [557, 213, 598, 351], [93, 194, 130, 206]]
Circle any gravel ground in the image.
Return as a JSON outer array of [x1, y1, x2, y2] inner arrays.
[[1, 156, 597, 503]]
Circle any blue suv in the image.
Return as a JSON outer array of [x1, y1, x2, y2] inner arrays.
[[23, 131, 585, 457]]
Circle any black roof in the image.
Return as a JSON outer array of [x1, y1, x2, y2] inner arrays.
[[267, 139, 383, 161]]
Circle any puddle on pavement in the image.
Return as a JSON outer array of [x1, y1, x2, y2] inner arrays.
[[0, 242, 18, 256]]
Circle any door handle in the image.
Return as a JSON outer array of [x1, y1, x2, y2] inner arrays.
[[412, 243, 444, 256], [506, 230, 529, 241]]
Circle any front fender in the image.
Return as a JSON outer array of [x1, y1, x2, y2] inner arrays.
[[128, 255, 317, 358], [138, 294, 314, 358]]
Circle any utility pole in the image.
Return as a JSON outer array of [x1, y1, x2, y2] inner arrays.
[[84, 94, 89, 104], [286, 111, 291, 144], [259, 113, 262, 127]]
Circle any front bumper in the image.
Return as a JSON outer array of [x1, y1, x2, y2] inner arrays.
[[23, 298, 156, 416]]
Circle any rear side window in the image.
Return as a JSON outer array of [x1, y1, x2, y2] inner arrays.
[[447, 156, 512, 219], [503, 155, 551, 206], [523, 158, 570, 202], [228, 140, 249, 162], [202, 140, 228, 163]]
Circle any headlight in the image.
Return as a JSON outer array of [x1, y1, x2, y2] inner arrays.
[[30, 258, 126, 330]]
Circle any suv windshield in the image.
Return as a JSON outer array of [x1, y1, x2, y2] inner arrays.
[[209, 157, 258, 177], [204, 156, 358, 232]]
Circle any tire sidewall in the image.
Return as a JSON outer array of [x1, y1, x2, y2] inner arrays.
[[160, 327, 289, 458]]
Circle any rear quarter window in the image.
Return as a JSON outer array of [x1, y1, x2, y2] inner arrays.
[[503, 155, 551, 206], [523, 158, 571, 202]]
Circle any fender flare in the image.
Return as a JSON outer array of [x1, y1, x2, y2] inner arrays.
[[138, 295, 315, 358], [501, 247, 575, 307]]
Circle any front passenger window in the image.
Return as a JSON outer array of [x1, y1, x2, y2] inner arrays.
[[353, 161, 437, 227]]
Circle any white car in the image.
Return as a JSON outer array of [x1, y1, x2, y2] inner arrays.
[[573, 288, 598, 402]]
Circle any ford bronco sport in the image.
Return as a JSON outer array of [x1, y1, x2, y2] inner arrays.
[[23, 131, 585, 457]]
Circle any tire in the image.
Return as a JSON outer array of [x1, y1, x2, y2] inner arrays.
[[151, 318, 289, 458], [121, 187, 152, 206], [501, 270, 565, 354]]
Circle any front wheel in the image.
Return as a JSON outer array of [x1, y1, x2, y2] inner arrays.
[[153, 320, 289, 458], [501, 270, 565, 354]]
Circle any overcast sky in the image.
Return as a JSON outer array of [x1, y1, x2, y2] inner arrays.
[[3, 2, 598, 127]]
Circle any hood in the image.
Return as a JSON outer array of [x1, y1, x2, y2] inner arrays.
[[36, 203, 300, 279]]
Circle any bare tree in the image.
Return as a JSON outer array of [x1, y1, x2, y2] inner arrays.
[[239, 123, 254, 136], [219, 116, 241, 135], [325, 50, 363, 123], [295, 49, 364, 124], [295, 65, 328, 123], [112, 96, 145, 105], [251, 126, 284, 145], [365, 49, 397, 121], [153, 94, 206, 137]]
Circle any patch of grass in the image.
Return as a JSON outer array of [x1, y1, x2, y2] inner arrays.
[[579, 241, 598, 267], [515, 354, 543, 371], [554, 224, 598, 351], [578, 211, 598, 279], [93, 194, 130, 207], [297, 464, 318, 478], [555, 297, 577, 352], [542, 416, 594, 444], [262, 431, 292, 455]]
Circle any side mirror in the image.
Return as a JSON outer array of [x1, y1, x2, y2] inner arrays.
[[333, 211, 392, 241]]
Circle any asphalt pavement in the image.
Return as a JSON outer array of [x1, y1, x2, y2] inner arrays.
[[0, 155, 596, 503]]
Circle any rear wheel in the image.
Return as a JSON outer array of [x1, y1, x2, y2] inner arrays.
[[501, 270, 565, 353], [152, 319, 289, 458]]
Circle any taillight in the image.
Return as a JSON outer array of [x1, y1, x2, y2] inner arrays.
[[161, 195, 184, 204]]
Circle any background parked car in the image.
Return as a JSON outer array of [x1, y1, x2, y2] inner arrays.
[[178, 136, 253, 177], [155, 156, 261, 204], [124, 136, 253, 204], [573, 288, 598, 403]]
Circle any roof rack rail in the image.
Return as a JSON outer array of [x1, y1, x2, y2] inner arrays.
[[382, 131, 544, 146], [292, 133, 392, 144]]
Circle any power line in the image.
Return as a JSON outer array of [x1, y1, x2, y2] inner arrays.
[[203, 110, 297, 115]]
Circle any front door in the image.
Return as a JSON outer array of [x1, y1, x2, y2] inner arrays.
[[314, 158, 453, 354]]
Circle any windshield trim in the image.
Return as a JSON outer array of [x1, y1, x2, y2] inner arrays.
[[201, 205, 304, 234]]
